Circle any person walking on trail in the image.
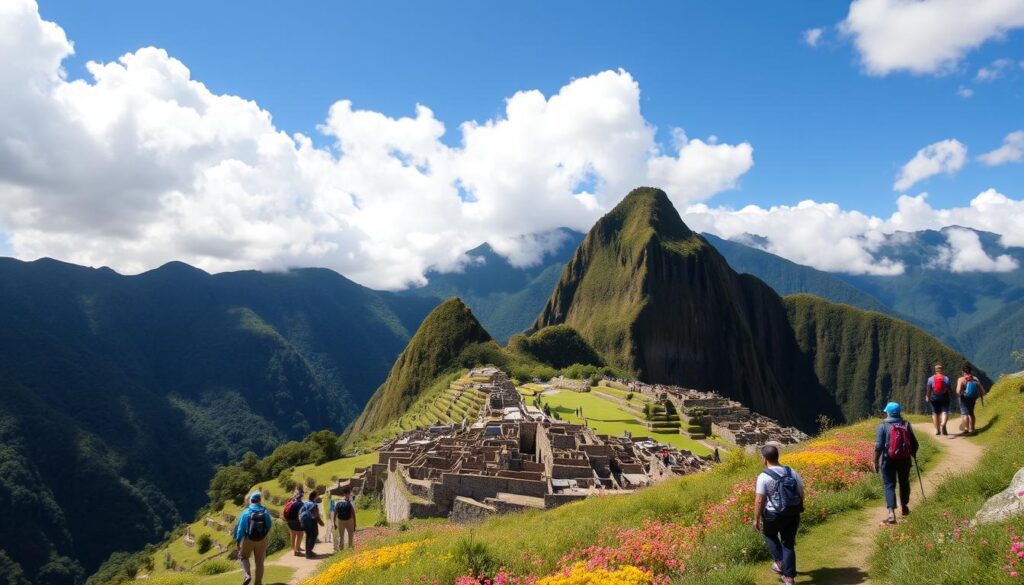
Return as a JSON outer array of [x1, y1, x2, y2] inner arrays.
[[754, 444, 804, 585], [925, 363, 952, 436], [956, 364, 986, 436], [299, 490, 324, 559], [332, 485, 357, 552], [235, 491, 272, 585], [874, 402, 920, 525], [282, 487, 305, 556]]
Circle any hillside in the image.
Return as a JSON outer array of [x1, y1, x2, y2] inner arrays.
[[344, 298, 495, 437], [403, 230, 583, 343], [0, 258, 436, 582], [532, 187, 977, 429]]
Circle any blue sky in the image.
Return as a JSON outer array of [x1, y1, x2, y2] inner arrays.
[[2, 0, 1024, 287], [37, 0, 1023, 215]]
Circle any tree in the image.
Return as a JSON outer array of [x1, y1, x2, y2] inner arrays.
[[196, 534, 213, 554]]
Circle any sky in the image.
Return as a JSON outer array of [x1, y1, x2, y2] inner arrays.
[[2, 0, 1024, 288]]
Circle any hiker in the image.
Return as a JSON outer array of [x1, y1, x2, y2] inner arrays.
[[956, 364, 986, 436], [299, 490, 324, 559], [282, 487, 305, 556], [925, 363, 952, 435], [874, 402, 920, 524], [325, 495, 334, 544], [235, 491, 271, 585], [754, 444, 804, 584], [332, 485, 357, 552], [713, 447, 721, 463]]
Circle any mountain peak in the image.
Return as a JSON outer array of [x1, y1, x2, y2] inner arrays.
[[600, 187, 694, 246]]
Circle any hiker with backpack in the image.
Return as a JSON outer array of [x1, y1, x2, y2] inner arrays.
[[332, 485, 357, 552], [299, 490, 324, 559], [282, 487, 305, 556], [956, 364, 987, 436], [754, 444, 804, 585], [874, 402, 920, 525], [235, 491, 271, 585], [924, 363, 952, 436]]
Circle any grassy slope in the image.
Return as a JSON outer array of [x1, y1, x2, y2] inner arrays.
[[869, 375, 1024, 584], [785, 293, 987, 421]]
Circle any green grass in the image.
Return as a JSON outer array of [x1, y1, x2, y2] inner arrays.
[[869, 375, 1024, 584], [539, 389, 710, 455]]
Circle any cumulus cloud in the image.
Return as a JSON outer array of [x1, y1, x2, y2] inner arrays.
[[841, 0, 1024, 76], [979, 130, 1024, 166], [956, 86, 974, 98], [803, 28, 825, 47], [0, 0, 753, 289], [893, 139, 967, 191], [931, 227, 1019, 272]]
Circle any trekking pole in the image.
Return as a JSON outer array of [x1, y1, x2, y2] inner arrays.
[[912, 455, 926, 499]]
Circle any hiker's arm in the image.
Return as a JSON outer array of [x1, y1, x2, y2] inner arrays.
[[909, 423, 919, 455], [234, 511, 246, 544], [873, 425, 884, 471], [753, 493, 766, 530]]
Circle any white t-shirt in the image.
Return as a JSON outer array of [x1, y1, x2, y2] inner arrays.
[[755, 465, 804, 513]]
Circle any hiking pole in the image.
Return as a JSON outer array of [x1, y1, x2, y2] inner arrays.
[[912, 455, 926, 499]]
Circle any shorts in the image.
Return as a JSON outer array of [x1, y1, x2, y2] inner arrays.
[[959, 396, 978, 417], [287, 518, 303, 532], [928, 396, 950, 414]]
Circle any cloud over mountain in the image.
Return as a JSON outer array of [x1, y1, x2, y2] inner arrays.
[[0, 0, 752, 289]]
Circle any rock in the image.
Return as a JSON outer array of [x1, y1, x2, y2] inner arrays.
[[975, 467, 1024, 525]]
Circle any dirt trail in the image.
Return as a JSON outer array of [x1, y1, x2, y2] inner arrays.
[[798, 432, 985, 584]]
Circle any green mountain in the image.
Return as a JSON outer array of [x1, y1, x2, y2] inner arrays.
[[403, 230, 582, 343], [345, 298, 495, 437], [0, 258, 436, 583], [532, 187, 982, 429]]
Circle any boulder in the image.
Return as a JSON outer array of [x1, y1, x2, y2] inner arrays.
[[975, 467, 1024, 525]]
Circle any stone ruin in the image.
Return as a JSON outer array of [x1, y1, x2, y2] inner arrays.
[[334, 368, 711, 524], [616, 379, 809, 446]]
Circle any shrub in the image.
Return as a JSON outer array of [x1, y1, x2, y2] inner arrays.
[[626, 392, 634, 401], [196, 533, 213, 554], [374, 517, 389, 527], [194, 559, 232, 575], [265, 521, 290, 555], [305, 476, 317, 490], [453, 532, 494, 576]]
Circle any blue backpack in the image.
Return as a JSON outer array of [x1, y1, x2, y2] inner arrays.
[[762, 467, 804, 517], [298, 501, 318, 524], [964, 376, 980, 398]]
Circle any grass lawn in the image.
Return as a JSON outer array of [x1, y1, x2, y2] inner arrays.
[[540, 390, 710, 456], [592, 384, 651, 403]]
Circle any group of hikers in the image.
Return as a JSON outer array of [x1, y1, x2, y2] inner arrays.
[[233, 484, 357, 585], [755, 363, 986, 584]]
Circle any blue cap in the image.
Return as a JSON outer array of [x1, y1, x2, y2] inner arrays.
[[249, 492, 262, 503], [883, 402, 901, 416]]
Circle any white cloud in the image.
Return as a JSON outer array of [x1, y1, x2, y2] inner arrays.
[[975, 57, 1018, 81], [893, 139, 967, 191], [979, 130, 1024, 166], [933, 227, 1018, 272], [803, 27, 825, 47], [0, 0, 753, 290], [840, 0, 1024, 76], [956, 86, 974, 98], [685, 189, 1024, 275]]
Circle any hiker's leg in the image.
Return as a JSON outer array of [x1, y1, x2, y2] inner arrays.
[[930, 404, 941, 432], [880, 460, 897, 510], [239, 539, 253, 581], [896, 459, 912, 508], [344, 522, 355, 549], [253, 539, 267, 585], [778, 515, 800, 579], [332, 524, 340, 553], [305, 525, 316, 557], [760, 516, 784, 564]]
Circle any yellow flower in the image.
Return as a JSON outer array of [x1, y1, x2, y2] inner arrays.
[[301, 541, 423, 585], [781, 451, 850, 468], [537, 563, 653, 585]]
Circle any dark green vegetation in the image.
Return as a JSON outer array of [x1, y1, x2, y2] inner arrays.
[[0, 258, 436, 583], [345, 298, 494, 437], [533, 187, 980, 429], [402, 230, 582, 344], [506, 324, 604, 369], [870, 376, 1024, 584]]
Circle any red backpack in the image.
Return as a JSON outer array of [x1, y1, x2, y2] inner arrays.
[[931, 374, 948, 396], [887, 422, 913, 460], [283, 499, 299, 521]]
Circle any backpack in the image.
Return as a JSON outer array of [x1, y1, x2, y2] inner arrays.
[[963, 376, 980, 398], [886, 422, 913, 461], [298, 501, 317, 524], [762, 467, 804, 517], [931, 374, 948, 396], [334, 499, 352, 522], [246, 508, 269, 541], [283, 499, 299, 521]]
